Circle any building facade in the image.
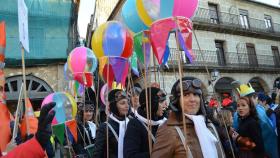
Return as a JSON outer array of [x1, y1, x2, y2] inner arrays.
[[0, 0, 78, 110], [96, 0, 280, 101]]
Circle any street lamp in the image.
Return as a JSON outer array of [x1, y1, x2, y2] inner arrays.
[[208, 69, 220, 86], [211, 69, 220, 82]]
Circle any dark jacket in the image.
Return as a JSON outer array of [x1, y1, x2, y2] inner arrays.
[[93, 118, 119, 158], [124, 118, 159, 158], [237, 115, 265, 158], [72, 121, 95, 156]]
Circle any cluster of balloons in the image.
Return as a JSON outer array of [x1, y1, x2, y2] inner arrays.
[[42, 0, 199, 128]]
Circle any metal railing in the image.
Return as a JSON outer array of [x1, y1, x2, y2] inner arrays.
[[192, 8, 280, 36], [168, 48, 279, 68]]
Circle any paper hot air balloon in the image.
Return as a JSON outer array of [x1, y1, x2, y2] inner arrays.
[[91, 21, 133, 58], [41, 92, 77, 125]]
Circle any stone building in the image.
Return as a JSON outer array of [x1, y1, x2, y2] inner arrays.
[[96, 0, 280, 101]]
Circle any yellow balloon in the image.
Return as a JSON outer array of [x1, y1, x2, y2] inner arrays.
[[91, 23, 107, 58], [136, 0, 153, 26]]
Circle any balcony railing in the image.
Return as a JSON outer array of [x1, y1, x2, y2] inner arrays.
[[168, 48, 279, 69], [192, 8, 280, 36]]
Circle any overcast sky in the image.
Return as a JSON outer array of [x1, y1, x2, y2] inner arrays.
[[253, 0, 280, 7]]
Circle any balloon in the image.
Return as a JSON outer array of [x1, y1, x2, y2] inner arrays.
[[121, 0, 149, 33], [67, 46, 97, 87], [91, 23, 107, 58], [100, 84, 108, 106], [121, 0, 198, 33], [91, 21, 133, 58], [100, 82, 124, 106], [41, 92, 77, 125], [102, 64, 115, 88], [63, 62, 73, 81]]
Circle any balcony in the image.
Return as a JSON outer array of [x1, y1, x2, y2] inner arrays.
[[192, 8, 280, 39], [168, 48, 280, 71]]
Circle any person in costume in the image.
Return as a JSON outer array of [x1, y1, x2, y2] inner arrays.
[[151, 77, 225, 158], [93, 89, 129, 158], [124, 87, 167, 158], [233, 83, 279, 158], [72, 101, 96, 157], [127, 86, 141, 118], [1, 102, 56, 158], [230, 97, 265, 158]]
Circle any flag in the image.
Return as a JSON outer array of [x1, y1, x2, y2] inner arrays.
[[20, 98, 38, 139], [0, 21, 11, 152]]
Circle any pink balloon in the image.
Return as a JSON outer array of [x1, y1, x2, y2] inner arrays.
[[100, 84, 108, 106], [41, 93, 54, 106], [41, 93, 58, 124], [173, 0, 198, 18], [69, 47, 87, 74]]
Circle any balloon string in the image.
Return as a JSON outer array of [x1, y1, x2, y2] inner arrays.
[[95, 74, 100, 127]]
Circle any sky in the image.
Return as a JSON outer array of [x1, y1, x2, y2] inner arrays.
[[77, 0, 96, 39], [252, 0, 280, 7]]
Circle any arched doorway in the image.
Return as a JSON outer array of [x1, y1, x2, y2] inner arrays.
[[5, 75, 53, 113], [214, 77, 235, 96], [249, 77, 269, 93]]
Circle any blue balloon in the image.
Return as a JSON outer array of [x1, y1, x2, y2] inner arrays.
[[53, 94, 67, 123], [103, 22, 125, 57], [160, 0, 174, 19], [63, 63, 73, 81], [121, 0, 148, 33]]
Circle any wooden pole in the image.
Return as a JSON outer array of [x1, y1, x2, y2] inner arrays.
[[143, 33, 152, 155], [174, 17, 188, 157], [21, 46, 30, 136]]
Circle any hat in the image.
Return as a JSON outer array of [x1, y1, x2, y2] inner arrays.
[[171, 77, 202, 97], [138, 87, 166, 120], [108, 89, 128, 103], [108, 89, 128, 116], [170, 77, 206, 116], [78, 101, 95, 111], [131, 87, 142, 96], [258, 92, 267, 102], [236, 83, 255, 97]]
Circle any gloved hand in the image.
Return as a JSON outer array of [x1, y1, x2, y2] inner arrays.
[[35, 102, 56, 149]]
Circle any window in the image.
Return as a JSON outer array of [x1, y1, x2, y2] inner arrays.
[[246, 43, 258, 67], [209, 4, 219, 24], [264, 15, 273, 31], [215, 41, 226, 66], [272, 46, 280, 67], [239, 9, 249, 29]]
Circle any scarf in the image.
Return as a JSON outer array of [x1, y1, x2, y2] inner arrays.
[[185, 114, 218, 158], [87, 121, 96, 139], [109, 114, 129, 158], [135, 111, 167, 126]]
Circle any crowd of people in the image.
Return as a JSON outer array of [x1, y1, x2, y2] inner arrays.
[[1, 76, 280, 158]]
